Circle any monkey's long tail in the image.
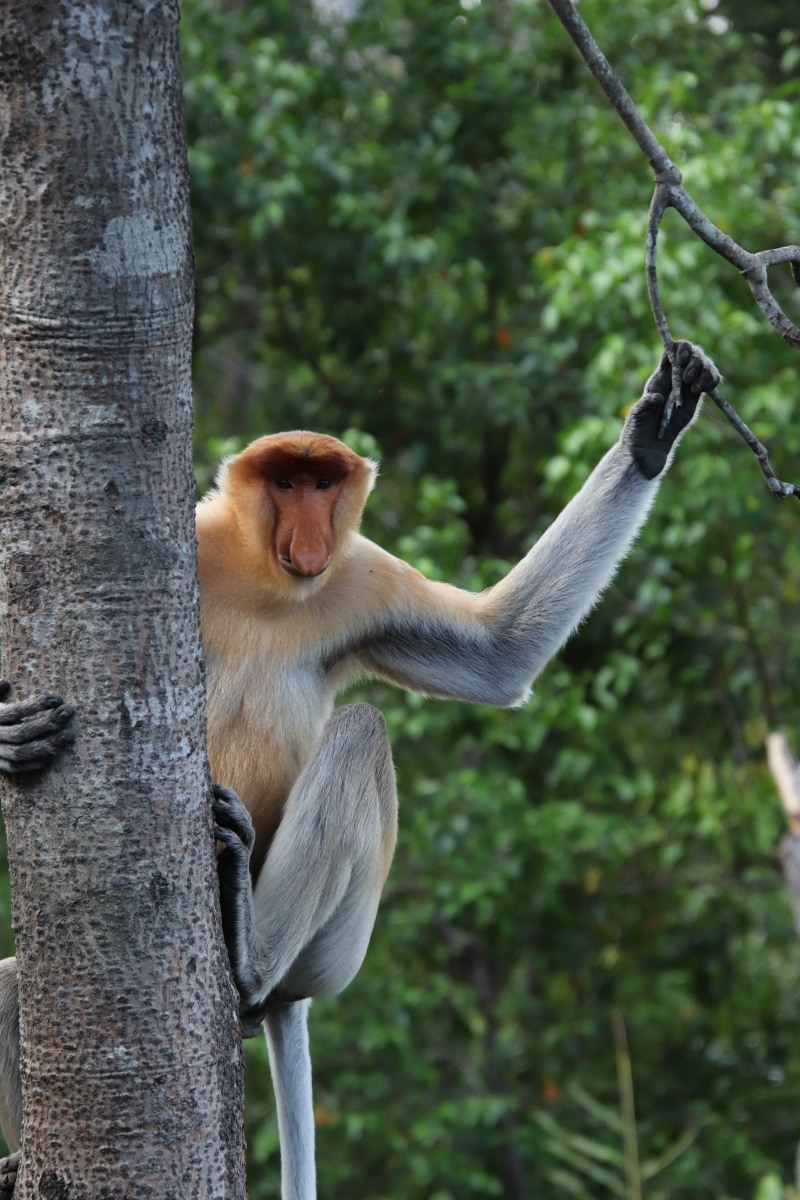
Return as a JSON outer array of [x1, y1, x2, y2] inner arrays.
[[264, 999, 316, 1200]]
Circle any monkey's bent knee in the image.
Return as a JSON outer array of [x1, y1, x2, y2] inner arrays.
[[327, 703, 389, 742]]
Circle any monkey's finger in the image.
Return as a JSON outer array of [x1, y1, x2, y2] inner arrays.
[[638, 389, 690, 436], [213, 824, 248, 852], [0, 694, 69, 725], [0, 732, 74, 774], [214, 832, 253, 868], [0, 1152, 19, 1200], [691, 365, 720, 395], [21, 729, 73, 757], [212, 785, 248, 820], [0, 705, 75, 745], [212, 792, 243, 824], [674, 342, 720, 396], [212, 783, 240, 803]]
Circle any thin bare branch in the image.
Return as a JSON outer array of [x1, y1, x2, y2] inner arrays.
[[646, 187, 686, 436], [646, 187, 672, 350], [546, 0, 800, 334], [545, 0, 677, 178], [708, 389, 799, 498], [546, 0, 800, 496]]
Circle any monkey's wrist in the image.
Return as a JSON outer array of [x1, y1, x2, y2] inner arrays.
[[628, 445, 668, 480]]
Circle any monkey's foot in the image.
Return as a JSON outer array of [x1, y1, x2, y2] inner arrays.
[[239, 1005, 267, 1039], [0, 1151, 19, 1197], [211, 786, 264, 1007], [212, 785, 255, 854], [0, 681, 75, 775]]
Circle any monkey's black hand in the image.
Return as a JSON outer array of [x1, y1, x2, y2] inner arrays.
[[0, 680, 75, 776], [212, 785, 258, 1004], [0, 1151, 19, 1198], [623, 341, 720, 480]]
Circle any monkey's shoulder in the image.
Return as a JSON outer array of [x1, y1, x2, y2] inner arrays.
[[322, 536, 418, 606], [313, 537, 474, 638]]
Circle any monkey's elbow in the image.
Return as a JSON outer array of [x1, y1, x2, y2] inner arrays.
[[476, 679, 532, 709], [503, 683, 532, 710]]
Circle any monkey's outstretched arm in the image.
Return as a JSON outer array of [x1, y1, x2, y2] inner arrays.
[[357, 343, 718, 706]]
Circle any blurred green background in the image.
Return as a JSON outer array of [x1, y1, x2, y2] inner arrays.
[[181, 0, 800, 1195], [10, 0, 800, 1196]]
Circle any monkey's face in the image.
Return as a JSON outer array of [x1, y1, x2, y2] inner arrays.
[[267, 472, 344, 580]]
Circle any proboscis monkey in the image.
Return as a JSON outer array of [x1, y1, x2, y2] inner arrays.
[[0, 342, 719, 1200]]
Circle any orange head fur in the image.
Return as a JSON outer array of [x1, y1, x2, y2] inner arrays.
[[212, 432, 377, 596]]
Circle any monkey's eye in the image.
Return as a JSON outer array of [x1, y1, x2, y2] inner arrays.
[[316, 480, 332, 490], [276, 479, 294, 490]]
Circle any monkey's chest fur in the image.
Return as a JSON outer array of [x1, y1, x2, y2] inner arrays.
[[206, 648, 336, 867], [199, 576, 375, 872]]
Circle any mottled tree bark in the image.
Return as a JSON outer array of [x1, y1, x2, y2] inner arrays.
[[0, 2, 246, 1197]]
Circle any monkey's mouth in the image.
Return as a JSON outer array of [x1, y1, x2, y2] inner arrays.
[[279, 556, 330, 579]]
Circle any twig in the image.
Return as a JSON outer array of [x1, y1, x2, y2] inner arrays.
[[710, 389, 799, 497], [646, 189, 686, 435], [546, 0, 800, 498]]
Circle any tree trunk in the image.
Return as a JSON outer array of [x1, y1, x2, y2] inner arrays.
[[0, 2, 246, 1196]]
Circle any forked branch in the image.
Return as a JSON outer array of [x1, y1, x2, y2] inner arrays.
[[546, 0, 800, 499]]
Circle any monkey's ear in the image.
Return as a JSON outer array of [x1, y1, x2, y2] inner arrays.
[[210, 454, 240, 494], [360, 456, 379, 499]]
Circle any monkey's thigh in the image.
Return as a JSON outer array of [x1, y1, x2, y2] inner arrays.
[[279, 855, 391, 999], [256, 703, 398, 1001]]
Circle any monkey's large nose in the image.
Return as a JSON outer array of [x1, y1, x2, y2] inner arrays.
[[282, 548, 331, 578]]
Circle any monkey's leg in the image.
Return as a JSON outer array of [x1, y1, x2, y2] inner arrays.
[[0, 682, 74, 775], [0, 959, 21, 1198], [214, 703, 396, 1200], [213, 701, 398, 1015]]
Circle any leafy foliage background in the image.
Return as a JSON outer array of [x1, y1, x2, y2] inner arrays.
[[134, 0, 800, 1195]]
